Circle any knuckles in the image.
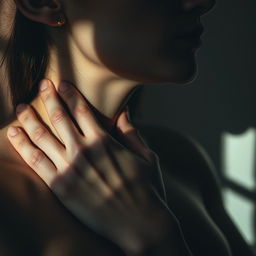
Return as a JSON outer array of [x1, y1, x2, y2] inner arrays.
[[66, 140, 87, 159], [17, 136, 27, 150], [19, 113, 30, 123], [50, 108, 66, 125], [42, 92, 52, 103], [74, 104, 89, 116], [84, 168, 101, 185], [30, 149, 45, 168], [92, 129, 108, 141], [16, 107, 32, 123], [32, 126, 47, 143], [51, 171, 79, 200], [60, 86, 77, 99]]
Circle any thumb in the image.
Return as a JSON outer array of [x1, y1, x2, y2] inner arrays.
[[116, 106, 154, 163]]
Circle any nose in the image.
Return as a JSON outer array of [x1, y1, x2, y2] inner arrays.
[[183, 0, 216, 16]]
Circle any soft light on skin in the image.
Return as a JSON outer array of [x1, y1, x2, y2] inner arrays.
[[28, 35, 140, 141], [0, 0, 215, 156]]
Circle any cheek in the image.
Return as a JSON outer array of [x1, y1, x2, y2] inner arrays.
[[67, 1, 198, 84], [94, 16, 168, 76], [70, 22, 198, 84], [96, 34, 197, 84]]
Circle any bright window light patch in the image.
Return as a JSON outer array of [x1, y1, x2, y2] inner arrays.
[[221, 128, 256, 190], [223, 188, 254, 245]]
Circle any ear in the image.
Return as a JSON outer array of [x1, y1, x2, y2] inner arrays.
[[15, 0, 64, 27]]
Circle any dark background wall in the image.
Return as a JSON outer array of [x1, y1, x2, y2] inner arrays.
[[133, 0, 256, 249], [135, 0, 256, 176]]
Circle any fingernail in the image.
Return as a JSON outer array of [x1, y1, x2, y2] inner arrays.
[[59, 82, 69, 92], [40, 80, 49, 92], [16, 104, 27, 113], [8, 127, 19, 137]]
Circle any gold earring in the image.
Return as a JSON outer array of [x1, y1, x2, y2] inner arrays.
[[56, 14, 66, 26]]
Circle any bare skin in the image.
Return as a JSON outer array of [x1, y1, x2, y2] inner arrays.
[[0, 0, 254, 255], [0, 108, 254, 255]]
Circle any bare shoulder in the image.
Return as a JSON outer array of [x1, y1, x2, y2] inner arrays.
[[136, 123, 223, 207], [0, 155, 126, 256], [0, 161, 40, 255], [136, 124, 254, 256]]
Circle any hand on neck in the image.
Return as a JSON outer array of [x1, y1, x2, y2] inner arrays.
[[25, 42, 141, 142], [2, 28, 142, 144]]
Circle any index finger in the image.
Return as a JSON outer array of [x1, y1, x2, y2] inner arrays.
[[56, 80, 105, 139], [7, 126, 57, 186]]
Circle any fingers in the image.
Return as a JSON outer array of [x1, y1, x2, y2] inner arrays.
[[116, 107, 154, 163], [39, 79, 83, 151], [6, 124, 113, 207], [15, 103, 67, 171], [56, 80, 104, 140], [7, 126, 57, 186], [69, 136, 138, 210], [75, 154, 115, 201]]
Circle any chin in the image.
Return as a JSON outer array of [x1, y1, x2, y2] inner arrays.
[[172, 61, 199, 85], [145, 54, 199, 86], [97, 46, 199, 86]]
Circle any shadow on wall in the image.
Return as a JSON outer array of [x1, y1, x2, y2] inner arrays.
[[133, 0, 256, 250]]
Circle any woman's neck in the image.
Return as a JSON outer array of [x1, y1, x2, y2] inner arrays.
[[0, 40, 142, 148], [43, 43, 141, 134]]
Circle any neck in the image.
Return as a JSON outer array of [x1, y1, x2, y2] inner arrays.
[[2, 38, 142, 144]]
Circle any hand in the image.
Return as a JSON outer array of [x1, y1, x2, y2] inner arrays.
[[7, 79, 173, 253]]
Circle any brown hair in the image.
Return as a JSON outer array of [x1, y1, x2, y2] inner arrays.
[[3, 9, 49, 109]]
